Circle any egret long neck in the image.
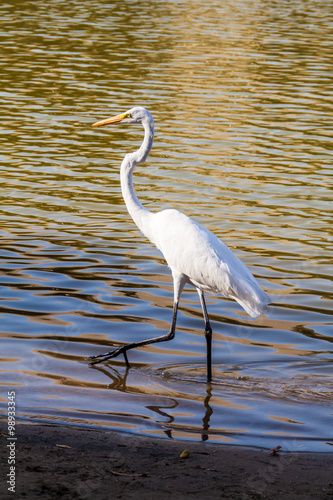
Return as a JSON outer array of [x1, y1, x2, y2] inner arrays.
[[120, 118, 154, 239]]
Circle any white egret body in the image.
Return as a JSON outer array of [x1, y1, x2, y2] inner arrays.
[[90, 107, 270, 381]]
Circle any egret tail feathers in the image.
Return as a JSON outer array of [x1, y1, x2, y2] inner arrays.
[[229, 274, 270, 318]]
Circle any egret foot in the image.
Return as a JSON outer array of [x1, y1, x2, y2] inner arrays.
[[89, 347, 131, 367]]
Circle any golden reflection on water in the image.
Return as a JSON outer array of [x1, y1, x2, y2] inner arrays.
[[0, 0, 332, 451]]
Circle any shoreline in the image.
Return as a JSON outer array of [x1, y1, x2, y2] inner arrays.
[[1, 420, 332, 499]]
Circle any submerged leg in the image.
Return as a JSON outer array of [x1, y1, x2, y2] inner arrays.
[[89, 271, 187, 367], [197, 288, 213, 382]]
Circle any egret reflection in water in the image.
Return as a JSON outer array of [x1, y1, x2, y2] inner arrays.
[[91, 363, 214, 442]]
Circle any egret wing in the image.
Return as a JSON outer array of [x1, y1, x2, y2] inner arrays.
[[146, 209, 269, 317]]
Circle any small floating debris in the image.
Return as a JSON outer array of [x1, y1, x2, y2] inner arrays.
[[269, 446, 282, 456]]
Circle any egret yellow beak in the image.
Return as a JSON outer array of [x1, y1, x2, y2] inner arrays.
[[92, 111, 129, 127]]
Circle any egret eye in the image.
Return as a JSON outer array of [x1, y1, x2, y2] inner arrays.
[[124, 113, 132, 119]]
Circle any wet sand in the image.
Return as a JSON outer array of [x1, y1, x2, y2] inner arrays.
[[1, 420, 332, 499]]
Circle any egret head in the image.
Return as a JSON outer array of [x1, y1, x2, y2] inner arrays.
[[93, 106, 152, 127]]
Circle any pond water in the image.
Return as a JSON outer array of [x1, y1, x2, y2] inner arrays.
[[0, 0, 332, 452]]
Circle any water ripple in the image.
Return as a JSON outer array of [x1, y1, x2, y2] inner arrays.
[[0, 0, 332, 451]]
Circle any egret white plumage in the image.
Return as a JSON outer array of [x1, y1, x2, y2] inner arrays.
[[90, 107, 270, 381]]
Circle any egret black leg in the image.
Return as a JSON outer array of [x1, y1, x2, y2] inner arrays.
[[89, 300, 179, 366], [197, 289, 213, 382]]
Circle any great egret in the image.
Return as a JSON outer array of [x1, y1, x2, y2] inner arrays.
[[90, 107, 270, 381]]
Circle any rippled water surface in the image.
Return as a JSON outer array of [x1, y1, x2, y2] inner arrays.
[[1, 0, 332, 452]]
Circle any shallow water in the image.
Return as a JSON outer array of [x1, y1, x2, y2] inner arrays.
[[0, 0, 332, 452]]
